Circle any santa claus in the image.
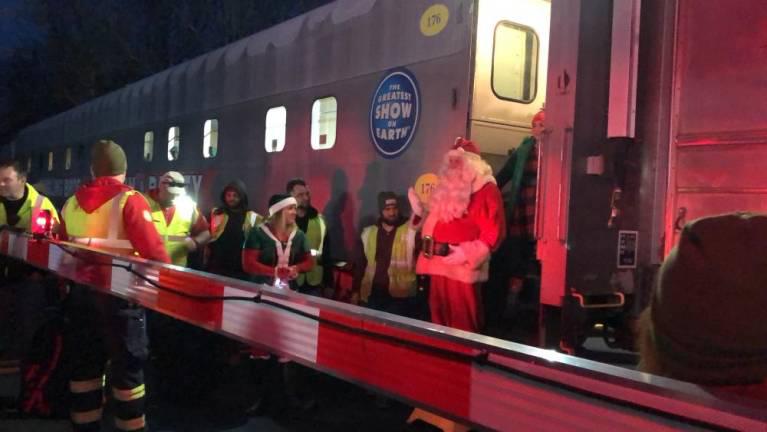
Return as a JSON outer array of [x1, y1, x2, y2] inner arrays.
[[409, 138, 506, 332]]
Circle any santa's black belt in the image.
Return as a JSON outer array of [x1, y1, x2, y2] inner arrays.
[[422, 236, 455, 258]]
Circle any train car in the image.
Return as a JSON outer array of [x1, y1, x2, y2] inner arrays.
[[10, 0, 548, 232], [8, 0, 767, 354], [10, 0, 555, 332]]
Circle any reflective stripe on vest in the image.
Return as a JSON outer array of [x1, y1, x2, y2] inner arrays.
[[297, 215, 326, 287], [62, 191, 136, 256], [68, 237, 135, 249], [147, 195, 195, 266], [360, 224, 417, 302]]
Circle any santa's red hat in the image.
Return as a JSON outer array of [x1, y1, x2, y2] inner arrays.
[[452, 137, 480, 155]]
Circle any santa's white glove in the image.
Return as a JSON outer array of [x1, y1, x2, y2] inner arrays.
[[408, 187, 423, 217], [443, 244, 468, 265]]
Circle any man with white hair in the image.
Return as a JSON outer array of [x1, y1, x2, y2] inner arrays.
[[144, 171, 210, 267], [410, 138, 506, 332]]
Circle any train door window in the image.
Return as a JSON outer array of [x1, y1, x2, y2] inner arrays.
[[47, 152, 53, 171], [26, 157, 31, 173], [203, 119, 219, 158], [310, 97, 337, 150], [144, 131, 154, 162], [492, 22, 539, 103], [65, 147, 72, 170], [167, 127, 180, 161], [265, 106, 287, 153]]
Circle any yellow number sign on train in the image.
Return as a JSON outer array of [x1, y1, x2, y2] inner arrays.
[[420, 4, 449, 37]]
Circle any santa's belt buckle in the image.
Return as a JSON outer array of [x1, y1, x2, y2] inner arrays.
[[423, 236, 434, 259]]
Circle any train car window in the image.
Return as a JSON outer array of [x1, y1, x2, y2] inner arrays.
[[203, 119, 219, 158], [265, 106, 287, 153], [311, 97, 337, 150], [144, 131, 154, 162], [167, 127, 180, 161], [26, 157, 31, 173], [65, 147, 72, 170], [37, 154, 43, 171], [47, 152, 53, 172], [492, 22, 539, 103]]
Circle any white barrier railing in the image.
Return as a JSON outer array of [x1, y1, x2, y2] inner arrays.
[[2, 229, 766, 431]]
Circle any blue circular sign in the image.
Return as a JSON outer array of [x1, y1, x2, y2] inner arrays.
[[369, 69, 421, 158]]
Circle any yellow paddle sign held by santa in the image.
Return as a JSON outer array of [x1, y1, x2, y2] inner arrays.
[[413, 172, 439, 204]]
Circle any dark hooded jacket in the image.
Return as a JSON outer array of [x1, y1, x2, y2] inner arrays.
[[214, 180, 249, 216], [207, 180, 251, 277]]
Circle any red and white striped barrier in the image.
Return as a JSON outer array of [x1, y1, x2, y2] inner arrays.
[[2, 229, 766, 431]]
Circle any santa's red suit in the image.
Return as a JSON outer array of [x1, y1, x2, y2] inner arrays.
[[415, 139, 505, 332]]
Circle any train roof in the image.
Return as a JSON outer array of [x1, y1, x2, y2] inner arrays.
[[17, 0, 469, 148]]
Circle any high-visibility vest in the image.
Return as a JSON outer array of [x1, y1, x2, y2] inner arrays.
[[0, 183, 59, 231], [297, 215, 326, 287], [360, 224, 417, 302], [61, 191, 137, 256], [145, 194, 198, 266], [209, 209, 261, 241]]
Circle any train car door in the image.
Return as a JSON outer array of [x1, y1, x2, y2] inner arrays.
[[665, 0, 767, 253], [470, 0, 550, 167]]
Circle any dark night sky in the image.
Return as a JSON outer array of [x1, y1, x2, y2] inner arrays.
[[0, 0, 37, 60], [0, 0, 40, 137], [0, 0, 330, 143], [0, 0, 18, 58]]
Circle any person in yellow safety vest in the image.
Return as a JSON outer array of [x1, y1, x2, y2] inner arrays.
[[352, 191, 421, 318], [286, 178, 326, 296], [0, 158, 60, 363], [206, 180, 261, 278], [0, 159, 59, 231], [143, 171, 210, 404], [144, 171, 211, 267], [60, 140, 170, 432]]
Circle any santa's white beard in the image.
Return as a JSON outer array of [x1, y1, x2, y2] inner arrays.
[[428, 153, 476, 222]]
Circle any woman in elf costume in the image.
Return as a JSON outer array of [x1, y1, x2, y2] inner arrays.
[[242, 194, 315, 288], [242, 194, 318, 413]]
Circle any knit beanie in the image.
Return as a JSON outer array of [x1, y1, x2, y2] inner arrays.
[[377, 191, 397, 213], [650, 212, 767, 385], [91, 140, 127, 177]]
